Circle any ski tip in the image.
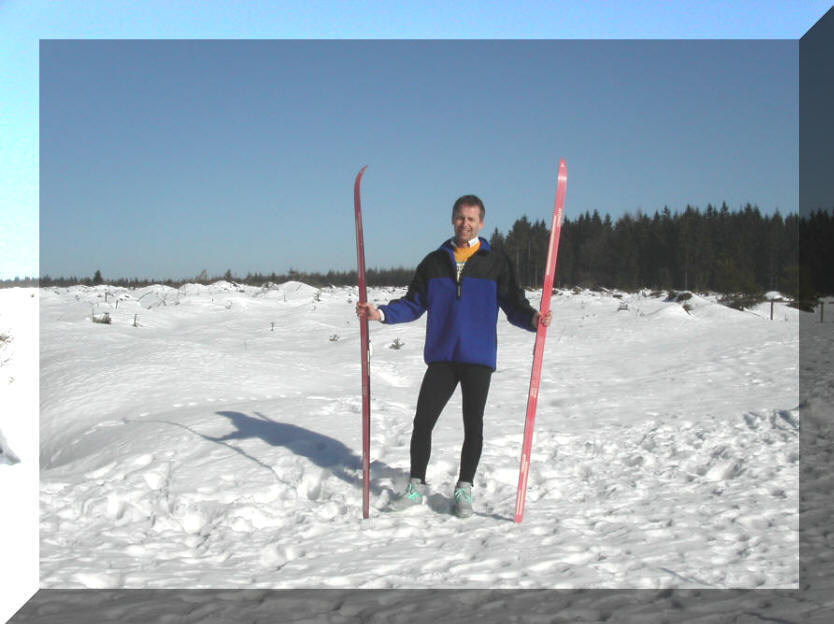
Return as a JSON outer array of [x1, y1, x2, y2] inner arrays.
[[355, 165, 369, 193], [557, 159, 567, 179]]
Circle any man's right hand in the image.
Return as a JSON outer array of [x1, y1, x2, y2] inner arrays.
[[356, 301, 382, 322]]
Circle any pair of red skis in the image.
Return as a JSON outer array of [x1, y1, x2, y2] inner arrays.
[[354, 160, 568, 522]]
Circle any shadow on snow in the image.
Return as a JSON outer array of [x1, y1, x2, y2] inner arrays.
[[166, 410, 404, 496]]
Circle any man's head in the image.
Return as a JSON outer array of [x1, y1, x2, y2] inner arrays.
[[452, 195, 485, 221], [451, 195, 485, 246]]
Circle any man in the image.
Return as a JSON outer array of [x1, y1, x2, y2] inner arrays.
[[356, 194, 551, 518]]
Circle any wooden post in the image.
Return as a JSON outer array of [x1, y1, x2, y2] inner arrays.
[[770, 300, 774, 320], [821, 301, 825, 323]]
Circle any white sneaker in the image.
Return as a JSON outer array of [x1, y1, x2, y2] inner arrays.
[[452, 481, 473, 518], [389, 477, 426, 511]]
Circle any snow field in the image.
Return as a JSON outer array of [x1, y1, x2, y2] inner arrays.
[[0, 288, 39, 623], [36, 283, 799, 589]]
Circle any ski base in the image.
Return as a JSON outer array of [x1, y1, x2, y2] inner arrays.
[[514, 159, 568, 523], [354, 165, 371, 519]]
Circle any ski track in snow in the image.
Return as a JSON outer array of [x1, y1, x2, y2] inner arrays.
[[32, 283, 802, 592]]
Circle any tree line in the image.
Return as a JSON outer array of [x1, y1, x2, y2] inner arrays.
[[10, 205, 832, 303], [491, 203, 803, 298], [798, 209, 834, 300], [30, 267, 416, 290]]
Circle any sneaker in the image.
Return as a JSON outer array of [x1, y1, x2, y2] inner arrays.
[[452, 481, 473, 518], [389, 477, 426, 511]]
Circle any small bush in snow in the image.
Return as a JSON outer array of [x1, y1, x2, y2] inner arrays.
[[666, 290, 693, 303], [330, 334, 340, 342], [0, 333, 11, 367], [389, 338, 405, 350], [719, 293, 766, 311], [92, 312, 112, 325]]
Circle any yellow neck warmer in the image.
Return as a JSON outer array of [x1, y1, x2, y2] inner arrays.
[[454, 240, 481, 263]]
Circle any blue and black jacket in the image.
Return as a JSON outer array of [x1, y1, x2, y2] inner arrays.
[[378, 237, 537, 370]]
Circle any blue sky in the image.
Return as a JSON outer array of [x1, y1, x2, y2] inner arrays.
[[2, 1, 832, 280]]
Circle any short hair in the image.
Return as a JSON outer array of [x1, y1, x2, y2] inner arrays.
[[452, 195, 485, 221]]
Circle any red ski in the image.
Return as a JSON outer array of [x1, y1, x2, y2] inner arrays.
[[354, 165, 371, 519], [515, 159, 568, 523]]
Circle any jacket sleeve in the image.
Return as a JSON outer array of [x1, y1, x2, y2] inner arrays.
[[377, 258, 429, 324], [496, 252, 537, 332]]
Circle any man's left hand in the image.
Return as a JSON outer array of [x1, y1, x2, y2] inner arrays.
[[532, 310, 553, 328]]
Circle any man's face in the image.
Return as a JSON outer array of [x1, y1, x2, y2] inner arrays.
[[452, 204, 484, 246]]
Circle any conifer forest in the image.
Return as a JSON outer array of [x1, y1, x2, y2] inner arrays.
[[22, 206, 834, 305]]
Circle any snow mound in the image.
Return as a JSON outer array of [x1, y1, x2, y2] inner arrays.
[[750, 300, 800, 322], [177, 283, 214, 297], [764, 291, 788, 301], [258, 281, 320, 302], [133, 285, 180, 309], [203, 280, 242, 292], [644, 302, 694, 320], [683, 296, 755, 321], [0, 428, 20, 465]]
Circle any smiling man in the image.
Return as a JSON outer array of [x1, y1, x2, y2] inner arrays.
[[356, 194, 551, 517]]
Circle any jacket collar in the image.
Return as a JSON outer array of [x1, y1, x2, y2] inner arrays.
[[441, 237, 491, 254]]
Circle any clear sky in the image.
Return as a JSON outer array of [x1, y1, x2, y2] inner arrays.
[[2, 1, 832, 280]]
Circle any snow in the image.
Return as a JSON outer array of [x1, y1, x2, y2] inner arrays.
[[28, 283, 801, 588], [3, 281, 829, 621], [0, 289, 38, 623]]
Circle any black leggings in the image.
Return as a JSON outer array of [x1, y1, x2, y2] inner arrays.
[[409, 362, 493, 484]]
